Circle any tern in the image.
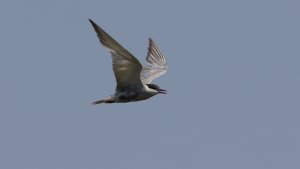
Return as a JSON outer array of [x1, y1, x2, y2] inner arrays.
[[89, 19, 167, 104]]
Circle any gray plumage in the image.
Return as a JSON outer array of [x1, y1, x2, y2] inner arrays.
[[89, 19, 167, 104]]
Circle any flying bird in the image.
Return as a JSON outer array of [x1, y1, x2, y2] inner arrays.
[[89, 19, 167, 104]]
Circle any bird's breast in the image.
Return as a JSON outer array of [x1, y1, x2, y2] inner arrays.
[[116, 90, 154, 102]]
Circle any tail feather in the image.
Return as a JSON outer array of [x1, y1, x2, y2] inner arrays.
[[92, 97, 116, 105]]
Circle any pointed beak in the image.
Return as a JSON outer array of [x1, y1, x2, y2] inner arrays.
[[158, 89, 167, 94]]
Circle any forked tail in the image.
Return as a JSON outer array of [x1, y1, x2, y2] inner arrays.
[[92, 96, 116, 105]]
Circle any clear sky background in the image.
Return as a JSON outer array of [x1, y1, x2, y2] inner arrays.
[[0, 0, 299, 169]]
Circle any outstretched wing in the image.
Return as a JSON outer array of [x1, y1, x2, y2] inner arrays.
[[89, 19, 143, 91], [141, 38, 167, 84]]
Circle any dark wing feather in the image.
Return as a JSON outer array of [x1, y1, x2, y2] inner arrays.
[[89, 19, 143, 91]]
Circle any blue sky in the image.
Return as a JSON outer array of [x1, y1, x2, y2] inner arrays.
[[0, 0, 299, 169]]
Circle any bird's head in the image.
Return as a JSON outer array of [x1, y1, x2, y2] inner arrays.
[[146, 84, 167, 94]]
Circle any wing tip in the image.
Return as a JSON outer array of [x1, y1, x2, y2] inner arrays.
[[88, 18, 95, 25], [88, 18, 99, 30]]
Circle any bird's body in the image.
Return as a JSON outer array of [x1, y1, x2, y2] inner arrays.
[[93, 84, 160, 104], [89, 19, 167, 104]]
